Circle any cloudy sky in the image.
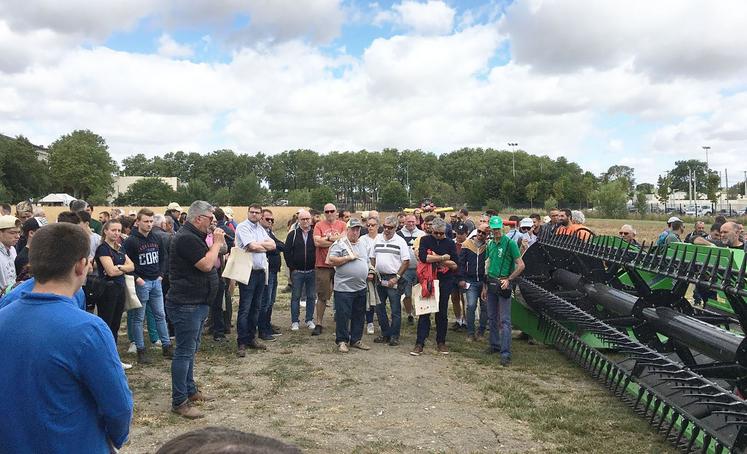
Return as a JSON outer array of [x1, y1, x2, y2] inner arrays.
[[1, 0, 746, 185]]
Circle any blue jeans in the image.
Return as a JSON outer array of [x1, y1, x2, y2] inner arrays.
[[258, 271, 278, 337], [402, 268, 417, 298], [210, 278, 227, 338], [334, 289, 366, 344], [237, 270, 266, 346], [131, 279, 170, 349], [167, 303, 209, 407], [290, 270, 316, 323], [127, 303, 159, 344], [376, 279, 402, 338], [487, 290, 512, 360], [463, 280, 487, 336], [416, 277, 454, 346]]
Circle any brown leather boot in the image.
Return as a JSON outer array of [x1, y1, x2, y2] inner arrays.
[[171, 401, 204, 419]]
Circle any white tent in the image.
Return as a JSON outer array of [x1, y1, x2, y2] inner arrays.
[[39, 193, 76, 206]]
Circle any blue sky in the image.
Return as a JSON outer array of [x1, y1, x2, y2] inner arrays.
[[1, 0, 746, 187]]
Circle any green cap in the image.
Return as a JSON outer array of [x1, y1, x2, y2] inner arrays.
[[489, 216, 503, 229]]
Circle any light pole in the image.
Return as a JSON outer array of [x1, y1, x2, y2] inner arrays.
[[508, 142, 518, 178], [702, 145, 710, 169]]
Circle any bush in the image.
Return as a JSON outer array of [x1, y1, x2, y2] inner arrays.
[[593, 181, 628, 218], [484, 198, 504, 213], [310, 186, 336, 211], [288, 189, 312, 207], [543, 196, 558, 212], [379, 181, 408, 210]]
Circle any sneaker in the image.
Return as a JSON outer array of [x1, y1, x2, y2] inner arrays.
[[500, 357, 511, 367], [127, 342, 137, 354], [373, 336, 390, 344], [121, 361, 133, 370], [188, 391, 215, 403], [367, 323, 375, 334], [247, 340, 267, 350], [237, 345, 246, 358], [291, 322, 300, 331], [352, 341, 370, 350], [311, 325, 323, 336], [137, 349, 152, 364], [437, 343, 450, 355], [466, 335, 476, 343], [338, 342, 349, 353], [259, 334, 277, 342], [407, 315, 414, 325], [172, 401, 204, 419], [162, 344, 174, 358], [388, 337, 400, 346], [410, 344, 424, 356], [154, 339, 163, 348], [306, 320, 316, 330]]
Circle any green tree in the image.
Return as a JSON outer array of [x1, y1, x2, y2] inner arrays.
[[288, 189, 311, 207], [212, 187, 231, 206], [379, 181, 408, 210], [656, 174, 671, 204], [525, 181, 539, 209], [544, 196, 558, 212], [593, 181, 628, 218], [667, 160, 717, 196], [115, 178, 176, 206], [601, 165, 635, 197], [634, 192, 648, 214], [0, 135, 51, 201], [120, 153, 157, 176], [636, 183, 655, 194], [48, 130, 117, 200], [231, 174, 266, 205], [176, 179, 212, 205], [310, 186, 336, 211]]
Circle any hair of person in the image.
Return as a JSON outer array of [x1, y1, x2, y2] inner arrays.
[[153, 214, 165, 227], [711, 222, 723, 232], [100, 210, 110, 218], [213, 207, 226, 222], [21, 219, 39, 235], [714, 215, 727, 224], [57, 211, 82, 224], [103, 220, 122, 232], [162, 215, 173, 226], [383, 215, 398, 226], [187, 200, 213, 222], [119, 216, 133, 231], [431, 217, 447, 231], [262, 208, 273, 215], [529, 213, 541, 221], [620, 224, 636, 235], [484, 209, 498, 216], [249, 203, 263, 211], [508, 215, 520, 222], [309, 209, 320, 216], [671, 220, 684, 231], [77, 210, 92, 224], [155, 427, 301, 454], [694, 220, 705, 227], [137, 207, 155, 220], [423, 214, 436, 222], [29, 223, 89, 284], [69, 199, 88, 212], [0, 203, 11, 214], [87, 203, 95, 210], [459, 207, 469, 216], [367, 217, 378, 225], [571, 210, 585, 224], [561, 208, 572, 217]]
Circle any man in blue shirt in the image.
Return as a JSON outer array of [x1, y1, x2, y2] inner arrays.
[[0, 223, 133, 453]]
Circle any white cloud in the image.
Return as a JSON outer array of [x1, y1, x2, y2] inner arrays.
[[375, 0, 455, 35], [157, 33, 194, 58]]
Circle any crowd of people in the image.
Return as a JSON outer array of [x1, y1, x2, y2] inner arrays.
[[0, 197, 745, 452]]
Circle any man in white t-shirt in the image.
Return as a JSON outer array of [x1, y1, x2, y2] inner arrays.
[[370, 215, 410, 346], [0, 216, 21, 292]]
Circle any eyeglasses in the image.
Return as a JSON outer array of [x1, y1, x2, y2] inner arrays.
[[367, 224, 377, 227], [477, 230, 490, 235], [383, 225, 395, 230], [299, 217, 311, 221], [249, 210, 262, 215], [264, 218, 274, 223], [324, 210, 336, 214], [432, 231, 445, 236]]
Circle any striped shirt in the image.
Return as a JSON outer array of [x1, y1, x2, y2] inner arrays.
[[369, 234, 409, 275]]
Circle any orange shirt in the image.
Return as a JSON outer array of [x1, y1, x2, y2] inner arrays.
[[556, 223, 591, 241], [313, 220, 347, 268]]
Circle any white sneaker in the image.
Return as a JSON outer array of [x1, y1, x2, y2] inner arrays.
[[153, 339, 163, 348], [367, 323, 374, 334], [300, 299, 306, 308], [121, 362, 133, 370], [291, 322, 300, 331], [306, 320, 316, 330], [127, 342, 137, 354]]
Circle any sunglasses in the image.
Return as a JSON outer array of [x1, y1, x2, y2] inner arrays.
[[432, 231, 445, 236], [325, 210, 336, 214], [383, 225, 395, 230], [264, 217, 274, 223], [520, 227, 531, 231], [477, 230, 490, 235], [619, 232, 630, 235]]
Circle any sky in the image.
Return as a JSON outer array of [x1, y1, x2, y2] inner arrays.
[[1, 0, 746, 186]]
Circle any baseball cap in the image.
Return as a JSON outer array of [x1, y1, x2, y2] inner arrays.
[[0, 215, 20, 230], [520, 218, 533, 228], [224, 207, 234, 217], [667, 216, 681, 224], [454, 222, 468, 235], [347, 218, 363, 228], [16, 201, 33, 215], [167, 202, 182, 211], [22, 217, 44, 234], [488, 216, 503, 229]]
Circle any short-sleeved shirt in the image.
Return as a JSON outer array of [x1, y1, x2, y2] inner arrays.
[[167, 222, 219, 306], [370, 234, 410, 275], [663, 232, 681, 247], [486, 235, 521, 279], [314, 220, 346, 268], [329, 239, 369, 292], [235, 220, 271, 270], [95, 242, 127, 285]]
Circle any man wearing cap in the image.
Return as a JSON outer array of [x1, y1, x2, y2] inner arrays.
[[370, 215, 410, 346], [0, 215, 21, 292], [481, 216, 524, 367], [656, 216, 681, 247], [518, 218, 536, 253], [166, 202, 183, 232], [311, 203, 346, 336], [326, 218, 371, 353]]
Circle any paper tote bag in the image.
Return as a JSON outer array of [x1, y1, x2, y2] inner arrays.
[[222, 247, 253, 285], [124, 275, 142, 311], [413, 280, 440, 315]]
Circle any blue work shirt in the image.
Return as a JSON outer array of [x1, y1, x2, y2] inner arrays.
[[0, 277, 86, 310]]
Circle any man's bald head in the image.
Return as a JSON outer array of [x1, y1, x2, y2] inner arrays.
[[720, 222, 743, 247]]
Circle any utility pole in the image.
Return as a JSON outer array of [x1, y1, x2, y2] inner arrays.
[[702, 145, 711, 169], [508, 142, 518, 178]]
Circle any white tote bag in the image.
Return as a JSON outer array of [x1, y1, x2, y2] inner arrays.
[[222, 247, 253, 285], [123, 275, 142, 311], [413, 280, 440, 315]]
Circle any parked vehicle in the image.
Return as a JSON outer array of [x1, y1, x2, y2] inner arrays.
[[684, 205, 713, 216]]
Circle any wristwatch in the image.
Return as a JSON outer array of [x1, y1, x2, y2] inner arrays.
[[395, 273, 401, 280]]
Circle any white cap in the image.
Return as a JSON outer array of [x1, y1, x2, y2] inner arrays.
[[167, 202, 182, 211], [667, 216, 681, 224], [519, 218, 533, 228]]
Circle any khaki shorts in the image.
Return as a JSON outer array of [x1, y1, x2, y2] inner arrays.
[[315, 267, 335, 302]]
